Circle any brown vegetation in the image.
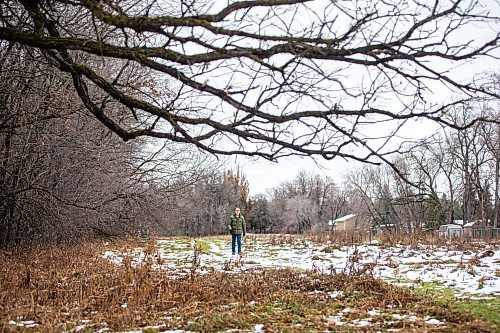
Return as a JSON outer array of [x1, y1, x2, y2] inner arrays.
[[0, 237, 497, 332], [281, 230, 499, 252]]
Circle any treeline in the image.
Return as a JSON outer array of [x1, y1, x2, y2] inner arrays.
[[245, 102, 500, 234], [0, 43, 247, 245], [161, 170, 249, 237], [246, 172, 348, 234]]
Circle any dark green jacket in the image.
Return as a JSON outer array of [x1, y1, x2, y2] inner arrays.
[[228, 214, 246, 235]]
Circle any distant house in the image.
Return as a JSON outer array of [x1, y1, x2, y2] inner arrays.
[[328, 213, 370, 232]]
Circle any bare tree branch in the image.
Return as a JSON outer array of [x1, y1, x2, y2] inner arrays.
[[0, 0, 498, 167]]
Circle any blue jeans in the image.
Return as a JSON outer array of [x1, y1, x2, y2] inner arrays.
[[231, 233, 242, 255]]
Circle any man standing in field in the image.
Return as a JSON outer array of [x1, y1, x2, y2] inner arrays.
[[228, 207, 246, 256]]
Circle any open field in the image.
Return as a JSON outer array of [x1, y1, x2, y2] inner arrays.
[[104, 234, 500, 297], [1, 234, 499, 332]]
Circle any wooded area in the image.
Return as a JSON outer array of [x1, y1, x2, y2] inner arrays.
[[0, 0, 498, 245]]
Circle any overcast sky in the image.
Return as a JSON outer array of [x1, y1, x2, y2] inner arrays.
[[236, 155, 349, 195], [224, 0, 500, 196], [235, 118, 438, 195]]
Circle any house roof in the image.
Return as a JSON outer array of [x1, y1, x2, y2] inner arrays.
[[328, 213, 358, 226], [463, 220, 488, 228]]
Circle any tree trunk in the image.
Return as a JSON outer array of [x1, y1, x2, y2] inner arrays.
[[494, 151, 500, 227]]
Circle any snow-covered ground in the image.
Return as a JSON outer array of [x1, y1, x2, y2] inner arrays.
[[103, 236, 500, 297]]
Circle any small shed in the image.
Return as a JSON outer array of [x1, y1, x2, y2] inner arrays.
[[328, 214, 370, 232]]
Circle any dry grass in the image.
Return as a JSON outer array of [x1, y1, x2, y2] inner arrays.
[[0, 237, 497, 332], [264, 231, 499, 251]]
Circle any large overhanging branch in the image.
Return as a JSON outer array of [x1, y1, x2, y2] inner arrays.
[[0, 0, 498, 166]]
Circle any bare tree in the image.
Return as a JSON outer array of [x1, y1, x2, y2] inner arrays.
[[446, 106, 489, 223], [0, 0, 498, 168], [477, 94, 500, 227], [265, 170, 346, 233], [379, 100, 499, 229], [432, 132, 460, 224], [391, 147, 446, 230], [0, 42, 220, 245], [159, 168, 251, 237], [486, 120, 500, 227], [345, 165, 403, 230]]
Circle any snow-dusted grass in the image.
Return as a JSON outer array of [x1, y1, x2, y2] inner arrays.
[[2, 235, 498, 332], [104, 234, 500, 297]]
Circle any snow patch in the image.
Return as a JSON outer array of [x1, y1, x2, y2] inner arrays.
[[9, 320, 38, 328], [103, 237, 500, 297]]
